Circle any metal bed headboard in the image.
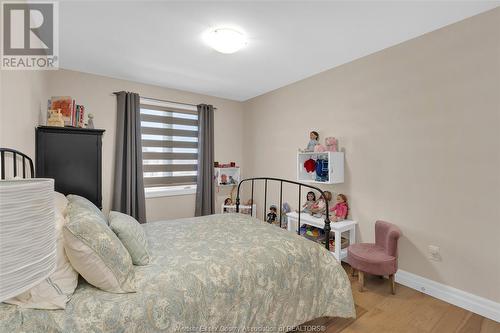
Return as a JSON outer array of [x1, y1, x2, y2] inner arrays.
[[236, 177, 331, 251], [0, 148, 34, 179]]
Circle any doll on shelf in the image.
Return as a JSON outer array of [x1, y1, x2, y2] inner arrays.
[[266, 205, 277, 224], [301, 191, 317, 214], [329, 194, 349, 222], [304, 131, 319, 152], [310, 191, 332, 218], [223, 198, 233, 213]]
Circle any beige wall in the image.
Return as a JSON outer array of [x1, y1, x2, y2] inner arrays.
[[0, 70, 48, 159], [242, 8, 500, 302], [0, 69, 244, 221]]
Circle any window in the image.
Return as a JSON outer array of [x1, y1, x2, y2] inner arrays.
[[140, 98, 198, 197]]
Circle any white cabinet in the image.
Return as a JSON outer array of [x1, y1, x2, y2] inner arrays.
[[297, 151, 344, 184]]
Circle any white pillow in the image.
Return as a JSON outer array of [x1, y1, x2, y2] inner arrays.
[[4, 192, 78, 309], [54, 191, 68, 216]]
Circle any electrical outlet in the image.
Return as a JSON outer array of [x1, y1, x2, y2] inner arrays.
[[428, 245, 441, 261]]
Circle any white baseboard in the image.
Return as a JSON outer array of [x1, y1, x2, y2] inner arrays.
[[395, 270, 500, 323]]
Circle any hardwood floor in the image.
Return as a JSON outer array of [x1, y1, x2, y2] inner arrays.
[[303, 264, 500, 333]]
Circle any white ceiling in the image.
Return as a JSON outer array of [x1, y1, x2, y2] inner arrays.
[[59, 1, 499, 101]]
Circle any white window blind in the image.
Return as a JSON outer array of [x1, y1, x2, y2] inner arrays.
[[140, 98, 198, 190]]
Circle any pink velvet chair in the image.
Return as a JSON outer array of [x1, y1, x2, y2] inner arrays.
[[347, 220, 401, 294]]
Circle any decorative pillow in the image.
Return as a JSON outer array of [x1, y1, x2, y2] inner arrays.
[[64, 200, 136, 293], [4, 192, 78, 309], [66, 194, 107, 224], [54, 191, 68, 216], [109, 211, 151, 265]]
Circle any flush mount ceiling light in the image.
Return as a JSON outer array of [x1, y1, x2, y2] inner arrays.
[[203, 27, 247, 54]]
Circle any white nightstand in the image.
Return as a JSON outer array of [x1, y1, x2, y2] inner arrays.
[[286, 211, 357, 262]]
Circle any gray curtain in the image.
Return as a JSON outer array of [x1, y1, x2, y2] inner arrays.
[[195, 104, 215, 216], [112, 91, 146, 223]]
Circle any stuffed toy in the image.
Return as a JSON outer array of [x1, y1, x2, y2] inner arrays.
[[325, 137, 338, 152], [314, 144, 326, 152], [303, 158, 316, 173]]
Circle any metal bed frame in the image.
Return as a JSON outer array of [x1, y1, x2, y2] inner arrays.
[[2, 150, 334, 251], [0, 148, 34, 180], [236, 177, 332, 251]]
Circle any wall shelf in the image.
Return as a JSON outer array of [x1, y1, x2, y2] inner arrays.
[[297, 151, 344, 184], [215, 167, 240, 186]]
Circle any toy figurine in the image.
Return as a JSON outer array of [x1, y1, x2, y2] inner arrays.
[[47, 109, 64, 127], [304, 131, 319, 152], [223, 198, 233, 213], [329, 194, 349, 221], [280, 202, 292, 228], [87, 113, 95, 129], [223, 198, 233, 212], [302, 191, 316, 214], [266, 205, 277, 224]]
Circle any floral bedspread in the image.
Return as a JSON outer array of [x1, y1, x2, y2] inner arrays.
[[0, 213, 355, 332]]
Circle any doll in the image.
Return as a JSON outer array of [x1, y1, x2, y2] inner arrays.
[[329, 194, 349, 221], [266, 205, 277, 224], [305, 131, 319, 152], [280, 202, 291, 229], [223, 198, 233, 213], [310, 191, 332, 217], [301, 191, 316, 214]]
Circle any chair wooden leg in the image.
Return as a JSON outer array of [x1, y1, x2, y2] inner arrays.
[[351, 267, 356, 277], [358, 271, 364, 292], [389, 274, 395, 295]]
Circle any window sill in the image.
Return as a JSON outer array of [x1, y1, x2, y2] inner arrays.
[[145, 186, 197, 198]]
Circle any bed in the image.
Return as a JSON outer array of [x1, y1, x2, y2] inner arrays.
[[0, 148, 355, 332]]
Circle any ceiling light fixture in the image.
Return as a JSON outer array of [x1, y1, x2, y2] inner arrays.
[[203, 27, 247, 54]]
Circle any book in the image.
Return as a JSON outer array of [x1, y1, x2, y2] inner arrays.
[[75, 105, 85, 128], [79, 105, 85, 128], [71, 99, 76, 126], [50, 96, 73, 126]]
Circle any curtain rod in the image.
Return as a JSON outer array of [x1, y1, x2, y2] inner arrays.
[[112, 92, 217, 110]]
